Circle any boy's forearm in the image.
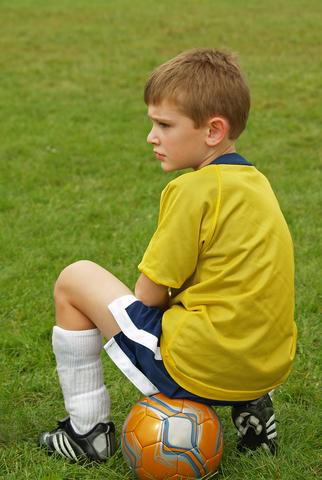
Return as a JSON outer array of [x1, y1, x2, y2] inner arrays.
[[135, 273, 169, 310]]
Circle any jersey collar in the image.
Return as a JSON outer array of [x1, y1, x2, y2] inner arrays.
[[209, 153, 253, 166]]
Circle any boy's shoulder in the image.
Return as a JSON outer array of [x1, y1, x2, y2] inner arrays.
[[166, 165, 217, 191], [160, 167, 219, 211]]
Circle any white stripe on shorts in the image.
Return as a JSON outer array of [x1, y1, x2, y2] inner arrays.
[[107, 294, 160, 355], [105, 337, 159, 396]]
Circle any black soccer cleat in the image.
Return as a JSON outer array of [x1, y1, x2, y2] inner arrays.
[[39, 417, 116, 462], [231, 394, 277, 455]]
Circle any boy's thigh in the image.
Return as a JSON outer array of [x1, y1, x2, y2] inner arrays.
[[55, 260, 133, 338]]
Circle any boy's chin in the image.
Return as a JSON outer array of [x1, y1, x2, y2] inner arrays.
[[160, 163, 174, 172], [160, 162, 185, 173]]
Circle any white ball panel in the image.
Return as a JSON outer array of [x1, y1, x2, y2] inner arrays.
[[164, 416, 193, 450]]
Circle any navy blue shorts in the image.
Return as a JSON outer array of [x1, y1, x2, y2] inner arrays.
[[105, 295, 249, 406]]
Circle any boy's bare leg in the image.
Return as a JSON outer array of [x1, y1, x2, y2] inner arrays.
[[40, 260, 134, 461], [54, 259, 133, 338]]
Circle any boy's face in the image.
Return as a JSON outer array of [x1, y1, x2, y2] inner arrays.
[[147, 101, 211, 172]]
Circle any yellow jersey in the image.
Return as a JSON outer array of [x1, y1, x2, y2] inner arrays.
[[138, 153, 296, 401]]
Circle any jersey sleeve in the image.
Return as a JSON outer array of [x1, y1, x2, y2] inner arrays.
[[138, 177, 209, 289]]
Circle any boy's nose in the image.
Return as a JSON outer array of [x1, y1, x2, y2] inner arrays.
[[147, 128, 159, 145]]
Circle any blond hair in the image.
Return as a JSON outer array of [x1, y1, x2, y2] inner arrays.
[[144, 48, 250, 139]]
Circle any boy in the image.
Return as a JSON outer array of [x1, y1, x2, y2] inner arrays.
[[39, 49, 296, 461]]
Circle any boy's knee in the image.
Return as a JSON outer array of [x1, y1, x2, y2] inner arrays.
[[54, 260, 94, 301]]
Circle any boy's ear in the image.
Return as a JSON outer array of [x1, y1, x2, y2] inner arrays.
[[206, 116, 230, 146]]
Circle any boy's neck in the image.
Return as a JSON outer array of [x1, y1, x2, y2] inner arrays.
[[196, 142, 236, 170]]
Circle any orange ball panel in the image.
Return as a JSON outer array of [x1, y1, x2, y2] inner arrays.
[[145, 394, 184, 419], [135, 467, 156, 480], [152, 393, 184, 411], [124, 403, 147, 432], [182, 400, 214, 423], [121, 431, 143, 468], [135, 415, 163, 447], [205, 453, 223, 474], [176, 450, 205, 478], [141, 443, 178, 480], [198, 418, 223, 458], [175, 474, 192, 479]]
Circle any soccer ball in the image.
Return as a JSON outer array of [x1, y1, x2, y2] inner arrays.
[[121, 393, 224, 480]]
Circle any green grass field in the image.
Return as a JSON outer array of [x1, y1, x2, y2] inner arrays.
[[0, 0, 321, 478]]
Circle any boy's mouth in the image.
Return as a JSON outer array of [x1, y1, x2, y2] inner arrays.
[[154, 151, 166, 161]]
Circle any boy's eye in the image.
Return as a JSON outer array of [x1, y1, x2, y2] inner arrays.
[[158, 122, 170, 128]]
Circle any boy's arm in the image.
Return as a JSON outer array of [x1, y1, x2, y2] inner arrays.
[[135, 273, 169, 310]]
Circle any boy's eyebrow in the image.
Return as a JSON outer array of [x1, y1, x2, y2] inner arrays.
[[147, 113, 172, 122]]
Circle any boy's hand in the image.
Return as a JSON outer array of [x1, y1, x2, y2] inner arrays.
[[135, 273, 169, 310]]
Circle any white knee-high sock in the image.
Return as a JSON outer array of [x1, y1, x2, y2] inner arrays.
[[52, 326, 110, 435]]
